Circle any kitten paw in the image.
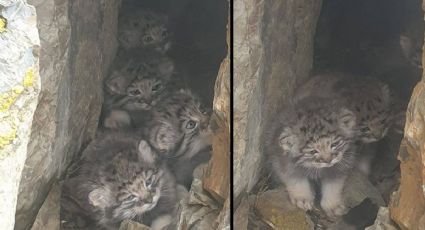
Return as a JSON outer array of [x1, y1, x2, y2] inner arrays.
[[320, 198, 347, 218], [288, 191, 315, 211]]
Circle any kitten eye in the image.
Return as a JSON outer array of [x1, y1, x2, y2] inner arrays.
[[308, 150, 317, 155], [152, 83, 163, 92], [162, 31, 168, 38], [144, 35, 153, 43], [186, 120, 197, 129], [133, 22, 139, 27], [127, 195, 137, 201], [360, 127, 369, 132], [129, 89, 141, 96], [331, 140, 341, 148], [145, 178, 152, 186]]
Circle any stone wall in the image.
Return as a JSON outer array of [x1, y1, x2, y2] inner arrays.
[[13, 0, 121, 229], [233, 0, 322, 200], [387, 2, 425, 229], [0, 1, 40, 229], [389, 79, 425, 229]]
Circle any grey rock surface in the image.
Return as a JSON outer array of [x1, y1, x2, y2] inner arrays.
[[119, 220, 150, 230], [175, 165, 220, 230], [233, 0, 322, 199], [254, 187, 314, 230], [0, 1, 40, 229], [14, 0, 121, 229], [30, 183, 61, 230], [365, 207, 400, 230]]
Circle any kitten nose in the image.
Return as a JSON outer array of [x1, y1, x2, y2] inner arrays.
[[143, 193, 153, 203], [321, 153, 333, 163], [372, 130, 382, 139]]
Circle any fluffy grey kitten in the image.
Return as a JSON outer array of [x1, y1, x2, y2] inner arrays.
[[104, 48, 175, 105], [101, 48, 176, 130], [294, 72, 396, 143], [115, 77, 171, 111], [144, 89, 211, 158], [118, 7, 171, 53], [142, 89, 212, 187], [264, 97, 358, 217], [62, 132, 177, 229]]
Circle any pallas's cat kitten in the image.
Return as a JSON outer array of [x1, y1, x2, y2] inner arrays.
[[101, 48, 176, 130], [294, 72, 396, 143], [104, 48, 175, 107], [143, 89, 211, 159], [264, 97, 358, 217], [62, 132, 177, 229], [142, 89, 212, 187], [118, 7, 171, 53]]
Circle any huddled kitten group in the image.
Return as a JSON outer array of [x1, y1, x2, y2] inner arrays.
[[265, 73, 401, 217], [62, 6, 211, 230], [265, 27, 421, 218]]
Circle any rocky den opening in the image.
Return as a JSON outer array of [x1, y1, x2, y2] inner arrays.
[[6, 0, 228, 229], [234, 0, 423, 229]]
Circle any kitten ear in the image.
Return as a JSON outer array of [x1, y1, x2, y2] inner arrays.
[[338, 108, 356, 135], [138, 139, 157, 164], [105, 75, 128, 95], [278, 127, 297, 152], [400, 35, 413, 58], [149, 122, 179, 154], [88, 188, 111, 208]]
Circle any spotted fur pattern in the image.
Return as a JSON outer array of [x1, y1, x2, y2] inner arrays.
[[141, 89, 212, 187], [118, 8, 171, 52], [62, 132, 177, 229], [101, 48, 177, 130], [294, 72, 395, 143], [144, 89, 211, 158], [104, 48, 175, 107], [264, 98, 358, 217], [116, 77, 170, 111]]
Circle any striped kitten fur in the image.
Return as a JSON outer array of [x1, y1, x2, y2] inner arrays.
[[62, 132, 177, 229], [294, 72, 397, 143], [142, 89, 212, 187], [264, 97, 358, 217]]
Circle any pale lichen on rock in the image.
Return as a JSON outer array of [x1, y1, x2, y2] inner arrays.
[[0, 1, 40, 229]]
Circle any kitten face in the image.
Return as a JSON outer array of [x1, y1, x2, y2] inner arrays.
[[118, 9, 170, 51], [299, 136, 348, 168], [105, 63, 139, 96], [124, 78, 167, 110], [354, 84, 392, 143], [141, 24, 170, 50], [147, 90, 212, 159], [113, 168, 162, 217], [84, 139, 170, 225], [358, 115, 391, 143], [278, 102, 357, 172]]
